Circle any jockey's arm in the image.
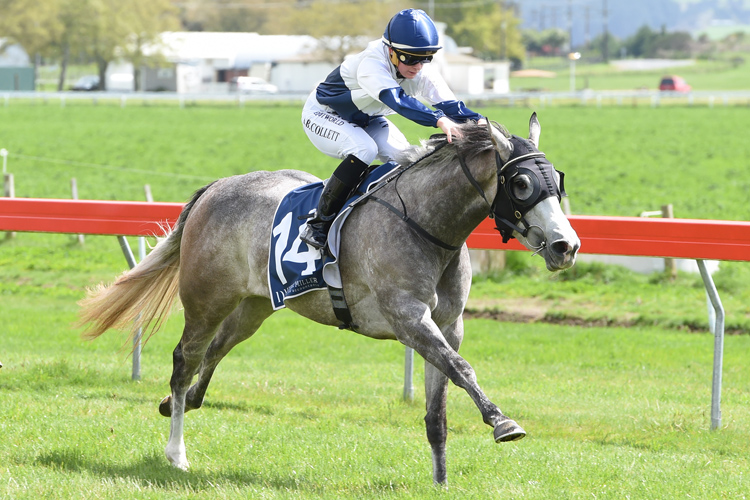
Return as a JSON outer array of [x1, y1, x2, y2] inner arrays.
[[379, 88, 484, 142]]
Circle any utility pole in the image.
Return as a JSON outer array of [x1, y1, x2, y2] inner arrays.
[[540, 4, 545, 30], [585, 5, 591, 46], [602, 0, 609, 62], [567, 0, 573, 51], [499, 0, 507, 60]]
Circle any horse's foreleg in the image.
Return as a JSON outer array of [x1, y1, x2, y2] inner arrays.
[[393, 304, 526, 444], [425, 360, 449, 484], [424, 316, 464, 485], [436, 344, 526, 443]]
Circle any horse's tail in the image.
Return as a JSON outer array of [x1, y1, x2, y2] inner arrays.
[[78, 182, 216, 343]]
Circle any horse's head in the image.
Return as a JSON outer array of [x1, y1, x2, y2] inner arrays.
[[488, 114, 580, 271]]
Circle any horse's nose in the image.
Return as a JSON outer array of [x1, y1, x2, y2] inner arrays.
[[550, 238, 580, 261]]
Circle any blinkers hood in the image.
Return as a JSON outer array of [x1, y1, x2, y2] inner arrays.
[[492, 135, 567, 243]]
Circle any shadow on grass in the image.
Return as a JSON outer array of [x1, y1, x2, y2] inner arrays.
[[34, 449, 317, 492]]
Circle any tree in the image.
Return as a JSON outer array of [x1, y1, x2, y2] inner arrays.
[[0, 0, 63, 86], [625, 25, 658, 58], [263, 0, 406, 63], [177, 0, 269, 33], [115, 0, 180, 90], [56, 0, 96, 90], [86, 0, 133, 91], [584, 32, 620, 61], [450, 3, 523, 61], [523, 28, 568, 57]]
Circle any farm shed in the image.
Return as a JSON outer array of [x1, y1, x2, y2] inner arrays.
[[106, 31, 323, 93], [439, 52, 510, 95], [0, 39, 34, 91]]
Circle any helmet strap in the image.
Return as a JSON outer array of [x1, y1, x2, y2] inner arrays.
[[388, 48, 400, 68]]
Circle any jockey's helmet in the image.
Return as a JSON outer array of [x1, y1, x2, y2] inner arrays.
[[382, 9, 441, 66]]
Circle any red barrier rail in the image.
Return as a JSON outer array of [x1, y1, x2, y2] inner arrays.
[[4, 197, 750, 261], [0, 198, 182, 236], [469, 215, 750, 262]]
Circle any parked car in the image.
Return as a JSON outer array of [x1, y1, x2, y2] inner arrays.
[[659, 75, 691, 92], [71, 75, 100, 91], [234, 76, 278, 94]]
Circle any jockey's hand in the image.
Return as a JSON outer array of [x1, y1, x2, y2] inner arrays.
[[437, 117, 462, 143]]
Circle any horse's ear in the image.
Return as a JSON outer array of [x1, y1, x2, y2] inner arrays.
[[487, 120, 513, 162], [528, 112, 541, 148]]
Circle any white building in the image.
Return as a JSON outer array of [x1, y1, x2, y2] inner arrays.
[[106, 30, 509, 96]]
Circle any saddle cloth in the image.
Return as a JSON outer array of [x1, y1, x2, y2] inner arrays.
[[268, 162, 397, 309]]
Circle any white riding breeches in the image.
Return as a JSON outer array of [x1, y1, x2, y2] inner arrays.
[[301, 92, 410, 165]]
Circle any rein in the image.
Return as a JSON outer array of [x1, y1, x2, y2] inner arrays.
[[350, 140, 462, 251], [355, 125, 561, 253]]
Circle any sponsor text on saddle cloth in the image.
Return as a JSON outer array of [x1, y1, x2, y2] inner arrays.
[[268, 163, 398, 309]]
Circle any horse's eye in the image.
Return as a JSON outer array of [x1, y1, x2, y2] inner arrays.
[[512, 174, 534, 201]]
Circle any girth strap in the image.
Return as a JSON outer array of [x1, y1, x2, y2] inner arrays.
[[369, 196, 462, 251], [327, 285, 358, 330]]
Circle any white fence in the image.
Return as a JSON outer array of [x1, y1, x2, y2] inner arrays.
[[4, 89, 750, 108]]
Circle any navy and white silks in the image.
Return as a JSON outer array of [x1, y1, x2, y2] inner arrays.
[[301, 40, 482, 164]]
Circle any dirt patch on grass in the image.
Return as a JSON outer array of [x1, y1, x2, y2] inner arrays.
[[462, 297, 748, 334]]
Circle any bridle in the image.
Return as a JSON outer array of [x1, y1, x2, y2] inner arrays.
[[457, 121, 567, 249], [360, 121, 566, 252]]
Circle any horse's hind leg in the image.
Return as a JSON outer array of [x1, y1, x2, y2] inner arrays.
[[164, 296, 274, 470], [164, 293, 243, 470], [159, 297, 274, 417]]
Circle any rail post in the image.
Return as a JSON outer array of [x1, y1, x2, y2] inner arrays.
[[117, 236, 143, 381], [403, 347, 414, 402], [697, 259, 725, 430], [3, 148, 15, 239], [661, 204, 676, 277], [71, 178, 85, 245]]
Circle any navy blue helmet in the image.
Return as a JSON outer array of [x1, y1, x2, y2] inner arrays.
[[382, 9, 441, 56]]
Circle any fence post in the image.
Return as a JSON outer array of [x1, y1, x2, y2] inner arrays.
[[71, 178, 85, 244], [129, 184, 154, 381], [3, 148, 15, 239], [116, 235, 142, 381], [697, 260, 724, 430], [403, 347, 414, 402], [661, 204, 676, 278]]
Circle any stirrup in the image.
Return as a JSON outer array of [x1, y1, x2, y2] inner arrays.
[[300, 222, 327, 250]]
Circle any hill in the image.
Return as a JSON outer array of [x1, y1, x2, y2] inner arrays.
[[516, 0, 750, 46]]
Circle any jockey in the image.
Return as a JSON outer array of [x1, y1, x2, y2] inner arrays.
[[300, 8, 484, 249]]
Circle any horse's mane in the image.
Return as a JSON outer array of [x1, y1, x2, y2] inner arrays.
[[394, 121, 509, 168]]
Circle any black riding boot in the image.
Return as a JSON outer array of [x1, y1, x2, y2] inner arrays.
[[300, 154, 369, 249]]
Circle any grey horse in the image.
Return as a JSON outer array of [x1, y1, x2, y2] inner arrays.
[[79, 116, 580, 484]]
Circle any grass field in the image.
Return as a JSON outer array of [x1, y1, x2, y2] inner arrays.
[[514, 56, 750, 93], [2, 103, 750, 498], [2, 280, 749, 498]]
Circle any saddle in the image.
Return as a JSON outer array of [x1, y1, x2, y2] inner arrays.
[[268, 163, 399, 327]]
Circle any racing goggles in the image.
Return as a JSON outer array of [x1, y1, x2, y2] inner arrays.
[[394, 50, 434, 66]]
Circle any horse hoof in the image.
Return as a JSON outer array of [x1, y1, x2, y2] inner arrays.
[[171, 459, 190, 471], [494, 419, 526, 442], [165, 450, 190, 471], [159, 395, 172, 417]]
